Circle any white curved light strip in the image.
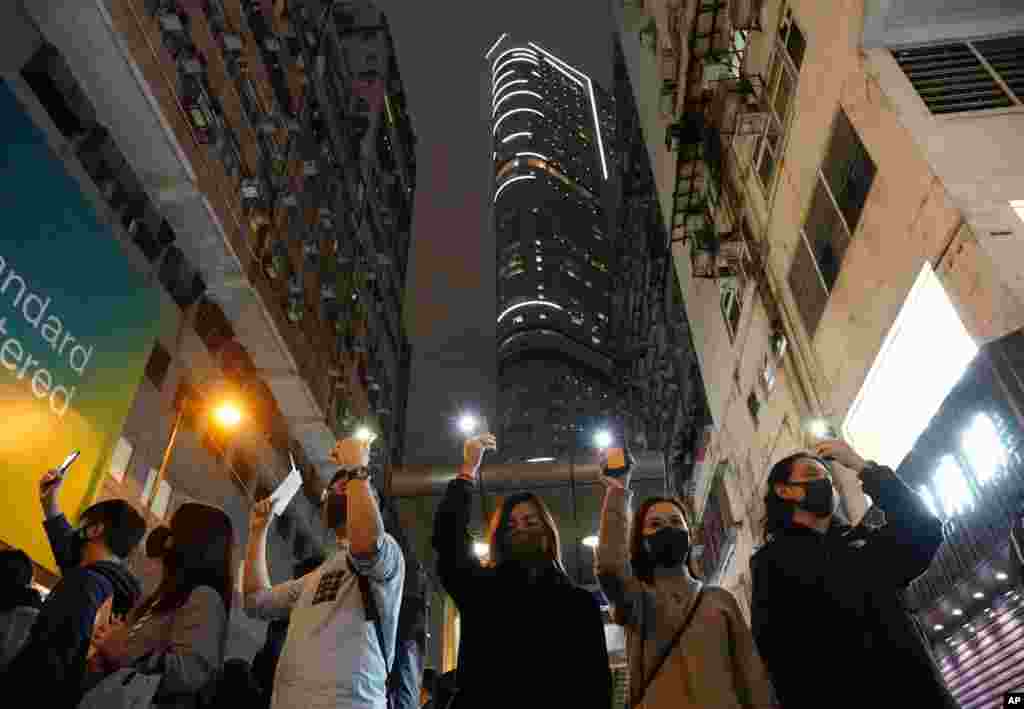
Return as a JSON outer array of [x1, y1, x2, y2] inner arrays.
[[492, 46, 537, 73], [497, 299, 564, 323], [493, 56, 539, 78], [493, 90, 543, 115], [501, 131, 532, 144], [492, 70, 516, 90], [492, 51, 539, 74], [492, 79, 529, 104], [493, 107, 544, 135], [493, 174, 536, 203], [528, 42, 608, 181], [484, 33, 509, 60], [516, 151, 550, 161]]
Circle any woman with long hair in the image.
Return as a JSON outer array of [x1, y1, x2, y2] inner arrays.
[[432, 433, 612, 709], [595, 449, 773, 709], [86, 502, 234, 707]]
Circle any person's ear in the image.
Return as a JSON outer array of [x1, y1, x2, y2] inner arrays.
[[87, 521, 106, 541]]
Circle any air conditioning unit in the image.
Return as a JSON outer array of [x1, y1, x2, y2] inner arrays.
[[222, 33, 243, 53], [158, 13, 184, 33], [736, 111, 768, 137], [241, 179, 261, 200], [731, 0, 764, 30]]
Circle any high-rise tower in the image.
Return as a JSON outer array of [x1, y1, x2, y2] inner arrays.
[[487, 35, 618, 463]]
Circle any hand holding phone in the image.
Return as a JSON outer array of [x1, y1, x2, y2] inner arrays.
[[601, 446, 634, 488], [57, 450, 80, 478]]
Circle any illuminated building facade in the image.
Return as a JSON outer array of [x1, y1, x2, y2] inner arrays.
[[487, 35, 618, 463]]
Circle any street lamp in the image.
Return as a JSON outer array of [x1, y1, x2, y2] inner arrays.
[[149, 385, 245, 510], [213, 401, 243, 428], [594, 430, 613, 449], [355, 426, 375, 442]]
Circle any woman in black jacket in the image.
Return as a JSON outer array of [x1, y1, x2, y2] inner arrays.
[[750, 439, 957, 709], [432, 433, 612, 709]]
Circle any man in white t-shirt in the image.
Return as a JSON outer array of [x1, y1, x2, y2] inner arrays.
[[244, 436, 405, 709]]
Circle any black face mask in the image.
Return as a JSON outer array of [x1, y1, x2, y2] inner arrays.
[[642, 527, 691, 568], [504, 529, 548, 567], [324, 493, 347, 531], [792, 477, 835, 518]]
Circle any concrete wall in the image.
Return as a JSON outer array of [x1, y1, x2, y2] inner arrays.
[[617, 0, 1024, 601]]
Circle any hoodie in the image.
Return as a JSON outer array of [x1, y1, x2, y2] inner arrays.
[[1, 515, 142, 706], [0, 585, 43, 671]]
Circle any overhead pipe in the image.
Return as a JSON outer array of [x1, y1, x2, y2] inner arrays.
[[385, 451, 667, 498]]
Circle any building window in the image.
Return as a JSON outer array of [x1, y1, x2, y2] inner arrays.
[[893, 35, 1023, 115], [145, 342, 172, 391], [754, 6, 804, 192], [747, 391, 761, 427], [788, 108, 876, 336], [721, 284, 742, 342]]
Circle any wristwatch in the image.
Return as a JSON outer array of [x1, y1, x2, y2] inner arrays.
[[340, 466, 372, 482]]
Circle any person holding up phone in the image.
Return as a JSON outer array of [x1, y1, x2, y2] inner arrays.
[[431, 433, 612, 709], [751, 439, 956, 709], [2, 461, 147, 706], [595, 444, 774, 709], [243, 434, 405, 709]]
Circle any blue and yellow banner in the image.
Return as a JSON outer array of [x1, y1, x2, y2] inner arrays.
[[0, 80, 162, 572]]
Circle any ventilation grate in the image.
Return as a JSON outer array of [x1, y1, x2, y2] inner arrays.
[[974, 34, 1024, 103], [893, 40, 1019, 114]]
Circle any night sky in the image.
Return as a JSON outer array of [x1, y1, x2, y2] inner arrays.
[[378, 0, 616, 465]]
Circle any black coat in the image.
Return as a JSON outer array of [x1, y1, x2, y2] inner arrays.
[[433, 478, 612, 709], [751, 464, 958, 709]]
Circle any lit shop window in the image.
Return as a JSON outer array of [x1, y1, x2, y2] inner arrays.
[[934, 456, 974, 518], [961, 412, 1007, 484]]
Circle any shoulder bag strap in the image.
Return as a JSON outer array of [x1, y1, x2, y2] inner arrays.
[[351, 561, 393, 707], [630, 588, 705, 709]]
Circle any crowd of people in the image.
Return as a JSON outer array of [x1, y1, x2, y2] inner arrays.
[[0, 428, 959, 708]]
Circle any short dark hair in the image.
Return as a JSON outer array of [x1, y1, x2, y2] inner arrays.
[[761, 453, 831, 541], [81, 499, 147, 559], [0, 549, 34, 588]]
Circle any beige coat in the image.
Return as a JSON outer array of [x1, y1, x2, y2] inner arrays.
[[596, 487, 775, 709]]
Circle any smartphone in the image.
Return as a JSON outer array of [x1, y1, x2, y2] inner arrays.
[[605, 447, 628, 478], [57, 450, 80, 478]]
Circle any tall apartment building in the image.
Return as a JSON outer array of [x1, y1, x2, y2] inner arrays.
[[614, 0, 1024, 622], [2, 0, 415, 655], [489, 35, 619, 467]]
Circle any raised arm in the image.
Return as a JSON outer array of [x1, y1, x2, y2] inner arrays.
[[594, 451, 643, 626], [243, 499, 303, 620], [816, 440, 943, 587], [39, 468, 76, 571], [431, 434, 495, 608]]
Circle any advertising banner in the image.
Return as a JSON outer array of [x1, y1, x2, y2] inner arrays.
[[0, 80, 162, 572]]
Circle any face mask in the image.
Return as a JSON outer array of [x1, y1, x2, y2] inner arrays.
[[642, 527, 690, 568], [68, 525, 91, 567], [324, 493, 347, 531], [504, 528, 548, 566], [793, 477, 835, 518]]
